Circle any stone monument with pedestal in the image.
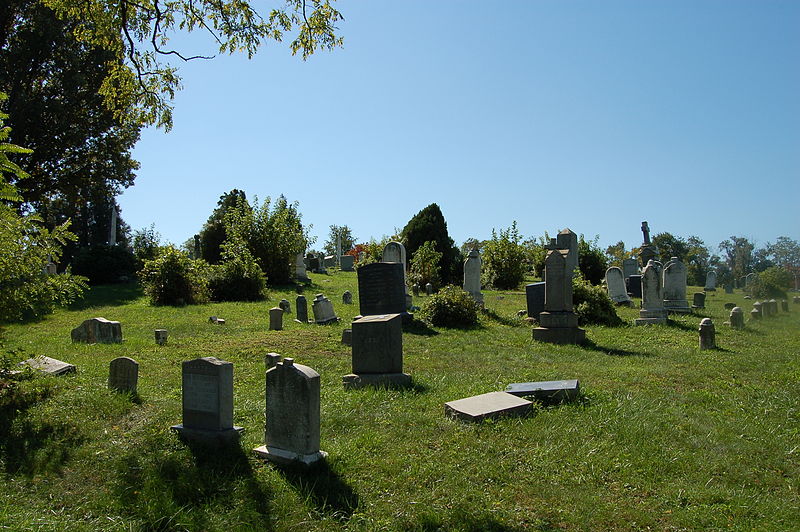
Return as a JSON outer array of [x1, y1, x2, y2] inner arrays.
[[343, 313, 411, 388], [311, 294, 339, 324], [639, 221, 657, 268], [532, 242, 585, 344], [635, 260, 668, 325]]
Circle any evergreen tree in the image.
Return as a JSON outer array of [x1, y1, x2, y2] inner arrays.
[[400, 203, 462, 285]]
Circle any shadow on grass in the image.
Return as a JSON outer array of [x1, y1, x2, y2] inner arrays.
[[405, 504, 528, 531], [114, 440, 273, 530], [582, 338, 654, 357], [403, 319, 440, 337], [0, 379, 84, 476], [69, 282, 144, 310], [277, 459, 360, 520], [665, 319, 696, 332], [482, 308, 526, 328]]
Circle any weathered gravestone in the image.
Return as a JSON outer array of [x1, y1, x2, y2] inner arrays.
[[315, 253, 327, 274], [341, 328, 352, 345], [311, 294, 339, 324], [557, 229, 579, 274], [154, 329, 168, 345], [323, 255, 336, 268], [761, 300, 772, 318], [357, 262, 407, 317], [729, 307, 745, 329], [751, 302, 763, 320], [525, 282, 546, 321], [505, 379, 580, 405], [625, 275, 643, 298], [532, 243, 586, 344], [340, 255, 355, 272], [253, 357, 327, 466], [171, 357, 243, 444], [269, 307, 284, 331], [343, 313, 411, 388], [745, 272, 756, 288], [663, 258, 691, 313], [21, 356, 75, 376], [108, 357, 138, 394], [444, 392, 532, 423], [382, 241, 407, 271], [635, 260, 668, 325], [769, 299, 779, 316], [279, 299, 291, 313], [463, 248, 484, 306], [295, 295, 309, 323], [605, 267, 632, 306], [342, 290, 353, 305], [622, 258, 639, 279], [698, 318, 716, 350], [295, 253, 310, 282], [782, 300, 789, 312], [725, 284, 734, 294], [308, 254, 320, 273], [704, 271, 717, 291], [692, 292, 706, 309], [71, 317, 122, 344]]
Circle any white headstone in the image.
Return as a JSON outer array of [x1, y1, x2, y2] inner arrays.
[[605, 267, 631, 305], [463, 248, 483, 305]]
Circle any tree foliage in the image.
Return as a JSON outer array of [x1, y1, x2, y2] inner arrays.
[[409, 240, 442, 290], [577, 234, 607, 285], [139, 246, 209, 305], [481, 222, 526, 290], [719, 236, 755, 280], [323, 224, 355, 256], [39, 0, 344, 130], [652, 232, 688, 264], [198, 189, 248, 265], [401, 203, 462, 285]]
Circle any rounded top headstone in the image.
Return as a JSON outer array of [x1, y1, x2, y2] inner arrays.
[[700, 318, 713, 325], [468, 248, 480, 258]]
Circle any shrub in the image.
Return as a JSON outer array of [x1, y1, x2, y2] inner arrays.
[[409, 240, 442, 289], [573, 276, 622, 326], [139, 246, 210, 305], [419, 285, 479, 328], [208, 241, 267, 302], [72, 245, 137, 284], [751, 266, 792, 299], [578, 235, 608, 285], [482, 222, 526, 290]]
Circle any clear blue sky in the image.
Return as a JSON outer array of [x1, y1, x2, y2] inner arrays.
[[119, 0, 800, 254]]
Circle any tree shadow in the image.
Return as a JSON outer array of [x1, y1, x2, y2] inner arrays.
[[482, 308, 526, 328], [404, 504, 528, 531], [276, 458, 360, 521], [113, 439, 273, 530], [582, 338, 654, 357], [403, 319, 439, 336], [665, 319, 696, 332], [69, 282, 144, 310]]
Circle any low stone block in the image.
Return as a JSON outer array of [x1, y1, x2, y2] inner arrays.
[[505, 379, 580, 404], [341, 329, 352, 345], [444, 392, 532, 423], [342, 372, 411, 389], [21, 356, 75, 376]]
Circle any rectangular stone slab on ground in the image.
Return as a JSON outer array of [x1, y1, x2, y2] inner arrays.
[[21, 356, 75, 376], [505, 379, 580, 404], [444, 391, 532, 422]]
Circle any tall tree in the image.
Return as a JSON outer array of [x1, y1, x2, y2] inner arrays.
[[652, 232, 688, 264], [767, 236, 800, 270], [198, 189, 249, 265], [323, 224, 355, 256], [719, 236, 755, 280], [400, 203, 462, 285]]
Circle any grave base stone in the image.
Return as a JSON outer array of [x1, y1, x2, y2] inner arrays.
[[532, 312, 586, 344], [342, 372, 412, 389], [253, 445, 328, 467], [444, 392, 532, 423], [505, 379, 580, 405]]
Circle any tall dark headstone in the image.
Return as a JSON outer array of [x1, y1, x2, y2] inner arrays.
[[357, 262, 407, 317]]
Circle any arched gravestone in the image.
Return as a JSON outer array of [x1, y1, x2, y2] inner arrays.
[[663, 258, 690, 313], [705, 271, 717, 291], [635, 260, 668, 325], [108, 356, 138, 394], [605, 267, 631, 305], [253, 357, 327, 466], [463, 248, 483, 305]]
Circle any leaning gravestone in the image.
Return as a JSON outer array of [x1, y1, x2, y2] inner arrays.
[[622, 258, 639, 279], [357, 262, 407, 317], [71, 317, 122, 344], [662, 258, 691, 313], [108, 357, 138, 394], [605, 267, 632, 305], [698, 318, 716, 350], [532, 242, 585, 344], [171, 357, 243, 444], [21, 356, 75, 376], [340, 255, 355, 272], [635, 260, 668, 325], [505, 379, 580, 405], [295, 295, 309, 323], [343, 313, 411, 388], [444, 392, 532, 423], [704, 271, 717, 291], [311, 294, 339, 324], [253, 356, 327, 466], [525, 282, 546, 319], [463, 248, 484, 306]]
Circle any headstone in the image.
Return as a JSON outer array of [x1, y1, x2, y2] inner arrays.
[[45, 260, 57, 275], [279, 299, 291, 313], [691, 292, 706, 309], [342, 290, 353, 305], [316, 253, 327, 274], [155, 329, 168, 345], [295, 295, 309, 323], [704, 271, 717, 291], [341, 328, 352, 345], [311, 294, 339, 324], [533, 243, 586, 343], [209, 316, 226, 325], [639, 221, 657, 267], [463, 248, 484, 306], [605, 267, 632, 305], [412, 284, 419, 297], [525, 282, 546, 318], [295, 253, 310, 282], [729, 307, 744, 329], [752, 302, 763, 320], [269, 307, 284, 331], [323, 255, 336, 268], [761, 300, 771, 318], [723, 302, 736, 310], [382, 241, 407, 270], [725, 284, 734, 294], [745, 272, 756, 287], [340, 255, 355, 271], [253, 357, 327, 466], [505, 379, 580, 405], [769, 299, 779, 316], [662, 258, 691, 313], [781, 300, 789, 312], [171, 357, 243, 444], [425, 282, 433, 296], [308, 254, 320, 272], [21, 356, 75, 376], [635, 260, 668, 325], [625, 275, 643, 298], [556, 229, 579, 274], [343, 313, 411, 388], [622, 258, 639, 279], [108, 357, 139, 394], [794, 296, 800, 304], [356, 262, 406, 316], [71, 317, 122, 344], [444, 392, 532, 423], [698, 318, 716, 350]]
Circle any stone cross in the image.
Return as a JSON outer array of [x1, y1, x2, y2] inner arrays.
[[641, 221, 651, 244]]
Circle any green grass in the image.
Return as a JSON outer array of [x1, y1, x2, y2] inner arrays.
[[1, 273, 798, 531]]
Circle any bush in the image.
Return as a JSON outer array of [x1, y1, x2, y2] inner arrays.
[[573, 276, 622, 326], [72, 245, 137, 284], [419, 285, 480, 328], [139, 246, 210, 305], [751, 266, 792, 299], [578, 235, 608, 285], [482, 222, 526, 290], [208, 242, 267, 302], [409, 240, 442, 289]]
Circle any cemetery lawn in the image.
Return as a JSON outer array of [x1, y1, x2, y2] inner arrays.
[[1, 274, 799, 531]]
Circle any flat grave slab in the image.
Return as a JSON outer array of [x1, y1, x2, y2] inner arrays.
[[505, 379, 580, 404], [444, 391, 531, 423], [21, 356, 76, 376]]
